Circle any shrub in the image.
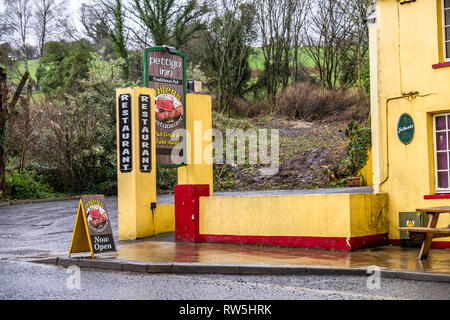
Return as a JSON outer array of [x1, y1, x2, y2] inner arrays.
[[212, 111, 255, 132], [322, 120, 371, 186], [275, 81, 369, 121], [230, 97, 262, 118], [30, 54, 131, 195], [321, 158, 350, 186], [361, 60, 371, 97], [345, 120, 371, 177], [36, 40, 93, 97], [187, 62, 211, 94], [156, 167, 178, 192], [5, 170, 52, 200]]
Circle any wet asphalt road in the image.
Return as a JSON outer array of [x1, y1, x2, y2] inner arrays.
[[0, 197, 449, 300], [2, 257, 450, 300], [1, 259, 450, 300]]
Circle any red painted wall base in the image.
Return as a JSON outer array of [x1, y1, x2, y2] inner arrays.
[[175, 184, 210, 242], [198, 233, 390, 251]]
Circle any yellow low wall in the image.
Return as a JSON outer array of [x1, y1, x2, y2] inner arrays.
[[154, 204, 175, 235], [198, 193, 389, 250]]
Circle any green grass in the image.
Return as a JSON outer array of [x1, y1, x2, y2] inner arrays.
[[12, 58, 39, 81], [12, 59, 45, 97], [248, 47, 316, 71], [249, 48, 265, 71], [26, 59, 39, 79]]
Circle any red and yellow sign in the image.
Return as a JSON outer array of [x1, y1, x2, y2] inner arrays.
[[69, 195, 117, 258], [144, 47, 186, 167]]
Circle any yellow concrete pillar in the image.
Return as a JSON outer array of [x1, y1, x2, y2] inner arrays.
[[116, 87, 157, 240], [178, 94, 214, 196]]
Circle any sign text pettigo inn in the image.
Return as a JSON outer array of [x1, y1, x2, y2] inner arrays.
[[144, 46, 186, 167]]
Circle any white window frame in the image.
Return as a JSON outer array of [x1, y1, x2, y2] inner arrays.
[[433, 113, 450, 193], [443, 0, 450, 61]]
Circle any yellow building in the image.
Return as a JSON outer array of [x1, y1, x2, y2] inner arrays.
[[368, 0, 450, 247], [118, 9, 450, 250]]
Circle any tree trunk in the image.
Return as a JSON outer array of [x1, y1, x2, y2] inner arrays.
[[19, 75, 32, 173], [0, 70, 29, 193], [0, 67, 6, 192]]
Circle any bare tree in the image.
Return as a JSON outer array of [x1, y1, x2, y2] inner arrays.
[[303, 0, 351, 88], [339, 0, 372, 89], [81, 0, 130, 78], [33, 0, 67, 70], [255, 0, 310, 107], [199, 0, 256, 115], [0, 69, 29, 191], [291, 0, 311, 83], [128, 0, 209, 50], [1, 0, 41, 172], [2, 0, 33, 74], [303, 0, 371, 89]]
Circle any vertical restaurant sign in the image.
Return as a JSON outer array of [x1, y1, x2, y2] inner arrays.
[[144, 47, 186, 167], [118, 94, 132, 172], [139, 94, 152, 172], [69, 195, 117, 258]]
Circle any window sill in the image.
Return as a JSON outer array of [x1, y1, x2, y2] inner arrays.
[[432, 61, 450, 69], [424, 194, 450, 199]]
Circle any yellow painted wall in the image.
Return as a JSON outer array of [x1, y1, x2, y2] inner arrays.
[[370, 0, 450, 242], [154, 204, 175, 234], [349, 193, 389, 237], [359, 149, 373, 186], [199, 193, 388, 239], [178, 94, 214, 196]]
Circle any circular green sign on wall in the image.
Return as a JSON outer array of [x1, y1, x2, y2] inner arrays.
[[397, 113, 415, 145]]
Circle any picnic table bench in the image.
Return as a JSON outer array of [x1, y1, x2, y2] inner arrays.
[[398, 206, 450, 259]]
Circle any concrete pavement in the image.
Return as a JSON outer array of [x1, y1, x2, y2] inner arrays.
[[32, 232, 450, 283], [1, 191, 449, 284]]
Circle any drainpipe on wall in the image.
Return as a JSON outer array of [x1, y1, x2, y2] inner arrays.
[[379, 92, 438, 187]]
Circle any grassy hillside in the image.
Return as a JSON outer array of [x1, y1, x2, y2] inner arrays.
[[248, 47, 316, 71], [12, 58, 39, 81], [26, 59, 39, 79]]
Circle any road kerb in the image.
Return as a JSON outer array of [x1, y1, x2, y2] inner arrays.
[[28, 257, 450, 283]]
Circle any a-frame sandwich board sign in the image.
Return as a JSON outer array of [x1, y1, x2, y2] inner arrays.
[[69, 195, 117, 258]]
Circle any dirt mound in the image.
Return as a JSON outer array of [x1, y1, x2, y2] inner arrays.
[[213, 116, 349, 191]]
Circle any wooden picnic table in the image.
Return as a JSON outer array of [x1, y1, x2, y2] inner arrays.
[[398, 206, 450, 259]]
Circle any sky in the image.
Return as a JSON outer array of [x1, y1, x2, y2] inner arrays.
[[66, 0, 86, 31], [0, 0, 87, 45], [0, 0, 84, 14]]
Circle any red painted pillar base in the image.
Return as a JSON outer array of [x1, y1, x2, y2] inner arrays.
[[174, 184, 210, 242]]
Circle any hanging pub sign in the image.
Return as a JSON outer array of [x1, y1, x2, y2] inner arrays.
[[118, 93, 132, 172], [397, 113, 415, 145], [69, 195, 117, 258], [143, 46, 186, 167]]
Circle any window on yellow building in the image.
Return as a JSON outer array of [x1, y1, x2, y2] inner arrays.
[[443, 0, 450, 60], [433, 114, 450, 192]]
